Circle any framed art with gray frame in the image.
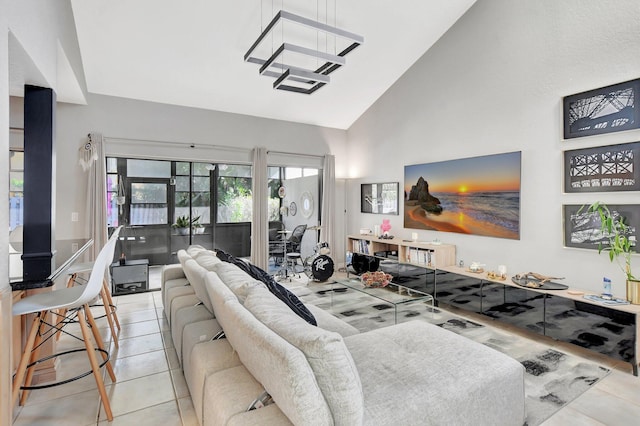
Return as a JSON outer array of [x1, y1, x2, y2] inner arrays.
[[563, 204, 640, 251], [563, 78, 640, 139], [564, 141, 640, 192], [361, 182, 399, 215]]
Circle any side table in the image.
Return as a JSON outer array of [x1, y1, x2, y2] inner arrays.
[[111, 259, 149, 295]]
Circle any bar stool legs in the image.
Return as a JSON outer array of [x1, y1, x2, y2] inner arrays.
[[12, 311, 44, 407], [102, 278, 121, 331], [59, 272, 121, 348], [12, 305, 116, 421], [78, 305, 114, 420]]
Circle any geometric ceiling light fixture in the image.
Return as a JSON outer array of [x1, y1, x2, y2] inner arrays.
[[244, 5, 364, 94]]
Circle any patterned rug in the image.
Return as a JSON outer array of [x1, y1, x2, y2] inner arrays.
[[289, 280, 610, 426]]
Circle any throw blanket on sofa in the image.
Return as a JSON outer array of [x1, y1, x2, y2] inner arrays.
[[215, 249, 317, 326]]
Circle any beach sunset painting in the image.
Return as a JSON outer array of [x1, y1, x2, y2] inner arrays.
[[404, 151, 521, 240]]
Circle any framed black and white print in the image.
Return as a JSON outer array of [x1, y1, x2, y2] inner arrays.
[[564, 142, 640, 192], [563, 78, 640, 139], [563, 204, 640, 251], [361, 182, 399, 215]]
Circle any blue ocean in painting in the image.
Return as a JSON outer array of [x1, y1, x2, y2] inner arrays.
[[435, 191, 520, 234]]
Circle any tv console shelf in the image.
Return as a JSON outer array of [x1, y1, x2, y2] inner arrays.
[[436, 265, 639, 375], [347, 234, 456, 269]]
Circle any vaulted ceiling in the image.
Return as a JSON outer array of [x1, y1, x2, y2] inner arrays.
[[70, 0, 476, 129]]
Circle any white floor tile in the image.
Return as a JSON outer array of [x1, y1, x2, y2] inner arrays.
[[115, 333, 164, 358], [14, 389, 100, 426], [118, 319, 160, 339], [112, 349, 169, 383], [99, 371, 175, 419], [97, 400, 181, 425]]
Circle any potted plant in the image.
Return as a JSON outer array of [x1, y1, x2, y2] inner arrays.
[[584, 201, 639, 303], [173, 215, 191, 235], [191, 215, 204, 234]]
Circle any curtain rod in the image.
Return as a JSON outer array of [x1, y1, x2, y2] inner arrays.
[[104, 136, 250, 153], [267, 150, 325, 159]]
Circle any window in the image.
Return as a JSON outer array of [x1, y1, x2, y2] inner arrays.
[[267, 166, 282, 221], [127, 159, 171, 178], [217, 164, 252, 223], [191, 163, 212, 225], [9, 150, 24, 231], [174, 162, 191, 223], [106, 158, 119, 227], [130, 183, 168, 225]]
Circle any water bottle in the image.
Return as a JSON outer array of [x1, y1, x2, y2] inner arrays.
[[603, 277, 612, 297]]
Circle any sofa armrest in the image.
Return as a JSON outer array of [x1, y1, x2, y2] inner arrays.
[[162, 264, 186, 283]]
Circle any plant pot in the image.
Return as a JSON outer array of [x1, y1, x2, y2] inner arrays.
[[627, 279, 640, 304], [176, 227, 190, 236]]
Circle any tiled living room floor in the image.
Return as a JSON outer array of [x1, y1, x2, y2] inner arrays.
[[11, 267, 640, 425]]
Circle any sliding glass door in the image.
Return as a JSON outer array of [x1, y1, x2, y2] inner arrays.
[[107, 157, 252, 265]]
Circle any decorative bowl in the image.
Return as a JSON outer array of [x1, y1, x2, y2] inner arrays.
[[360, 271, 393, 288]]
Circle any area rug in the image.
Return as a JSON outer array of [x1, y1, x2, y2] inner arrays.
[[289, 281, 610, 426]]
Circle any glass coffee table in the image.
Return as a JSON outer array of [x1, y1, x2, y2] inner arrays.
[[332, 278, 434, 324]]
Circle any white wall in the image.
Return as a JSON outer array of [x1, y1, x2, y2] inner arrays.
[[347, 0, 640, 296], [55, 94, 347, 239], [281, 175, 319, 258], [8, 0, 86, 95]]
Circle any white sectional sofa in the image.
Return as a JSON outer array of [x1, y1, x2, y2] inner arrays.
[[162, 246, 526, 426]]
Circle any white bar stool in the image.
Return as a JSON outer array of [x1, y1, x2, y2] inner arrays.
[[12, 234, 120, 421]]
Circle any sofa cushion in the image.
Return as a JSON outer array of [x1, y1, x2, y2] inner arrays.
[[193, 250, 222, 271], [164, 283, 194, 325], [215, 295, 333, 425], [177, 249, 192, 267], [186, 244, 207, 257], [205, 271, 239, 315], [306, 304, 360, 337], [215, 262, 265, 303], [244, 286, 363, 425], [185, 331, 235, 424], [183, 259, 214, 314], [171, 299, 214, 364], [203, 365, 291, 426], [344, 320, 525, 426], [181, 319, 222, 389], [215, 249, 316, 325], [161, 264, 185, 305]]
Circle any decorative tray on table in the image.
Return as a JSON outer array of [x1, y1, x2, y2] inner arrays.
[[511, 272, 569, 290]]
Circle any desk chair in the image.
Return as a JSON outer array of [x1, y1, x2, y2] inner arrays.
[[59, 227, 123, 346], [12, 235, 119, 421], [285, 224, 307, 277]]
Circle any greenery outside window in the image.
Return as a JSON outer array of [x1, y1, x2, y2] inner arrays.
[[217, 164, 252, 223], [130, 183, 168, 225]]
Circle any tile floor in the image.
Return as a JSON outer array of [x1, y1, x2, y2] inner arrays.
[[11, 266, 640, 425]]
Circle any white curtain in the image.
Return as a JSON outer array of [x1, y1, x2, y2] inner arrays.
[[83, 132, 108, 260], [251, 147, 268, 269], [320, 155, 336, 253]]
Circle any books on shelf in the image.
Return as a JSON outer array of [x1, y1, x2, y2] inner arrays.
[[406, 247, 435, 267], [353, 239, 372, 255]]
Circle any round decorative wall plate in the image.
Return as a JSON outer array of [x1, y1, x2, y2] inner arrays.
[[289, 201, 297, 216], [278, 186, 286, 198], [300, 191, 314, 218]]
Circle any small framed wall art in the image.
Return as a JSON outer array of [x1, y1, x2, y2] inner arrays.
[[563, 204, 640, 251], [564, 141, 640, 192], [361, 182, 399, 215], [563, 78, 640, 139]]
